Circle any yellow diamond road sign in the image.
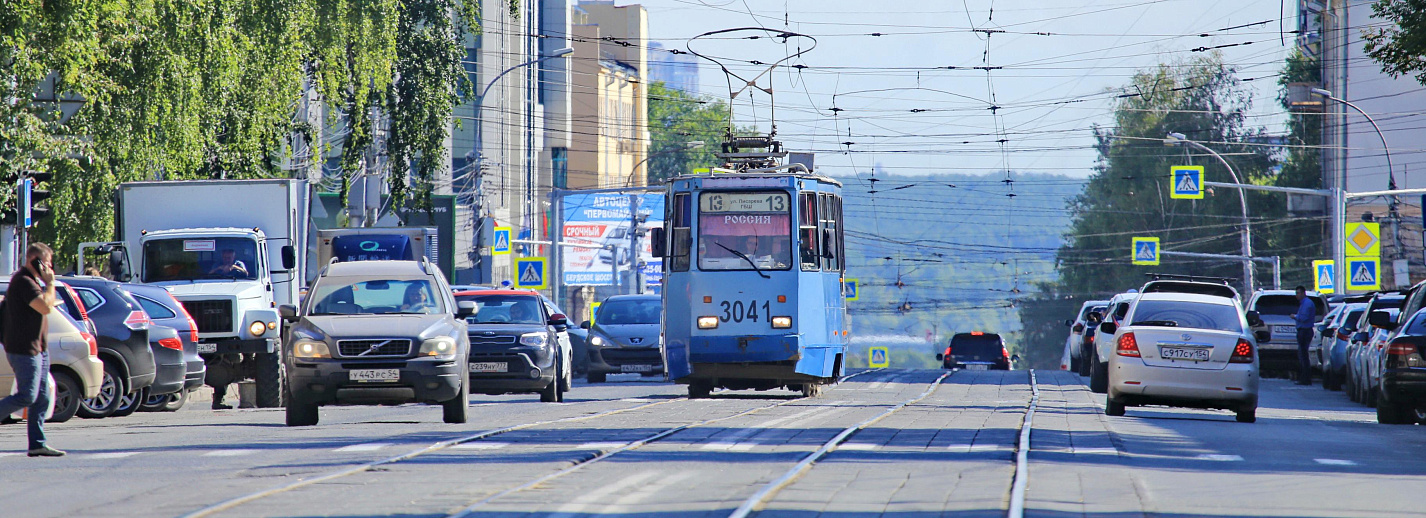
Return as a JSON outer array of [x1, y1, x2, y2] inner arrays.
[[1345, 222, 1380, 257]]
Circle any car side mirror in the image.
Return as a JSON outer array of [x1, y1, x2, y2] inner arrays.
[[1099, 322, 1117, 335], [1368, 310, 1398, 330], [548, 313, 569, 328], [1011, 354, 1020, 362], [1064, 319, 1074, 327], [649, 227, 667, 258], [281, 245, 297, 270], [580, 321, 591, 329], [1245, 311, 1263, 328], [1255, 330, 1271, 342], [1353, 331, 1370, 342], [936, 353, 944, 361], [456, 301, 476, 318], [1072, 323, 1084, 333], [278, 304, 299, 322]]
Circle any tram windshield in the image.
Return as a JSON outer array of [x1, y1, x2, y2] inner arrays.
[[697, 191, 792, 271]]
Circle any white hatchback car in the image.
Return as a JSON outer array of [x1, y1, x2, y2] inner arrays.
[[1103, 292, 1261, 423]]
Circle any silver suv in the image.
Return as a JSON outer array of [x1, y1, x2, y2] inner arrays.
[[278, 260, 473, 426]]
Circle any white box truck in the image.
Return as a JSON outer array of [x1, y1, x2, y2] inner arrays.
[[95, 179, 309, 408], [310, 227, 437, 284]]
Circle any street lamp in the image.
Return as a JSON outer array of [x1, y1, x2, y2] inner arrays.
[[624, 140, 706, 187], [1310, 88, 1396, 191], [1165, 132, 1255, 292]]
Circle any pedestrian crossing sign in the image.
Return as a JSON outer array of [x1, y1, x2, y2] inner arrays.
[[1344, 222, 1380, 257], [1313, 260, 1336, 294], [492, 227, 512, 256], [869, 346, 889, 368], [1131, 237, 1160, 265], [515, 257, 547, 290], [1346, 257, 1379, 291], [1170, 165, 1204, 199], [844, 278, 859, 301]]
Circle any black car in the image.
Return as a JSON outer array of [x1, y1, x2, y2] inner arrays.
[[455, 289, 571, 402], [937, 332, 1012, 371], [581, 294, 663, 383], [60, 276, 156, 419], [126, 283, 205, 411], [1375, 307, 1426, 424]]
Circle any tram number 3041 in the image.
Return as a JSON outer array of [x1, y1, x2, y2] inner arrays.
[[718, 300, 771, 323]]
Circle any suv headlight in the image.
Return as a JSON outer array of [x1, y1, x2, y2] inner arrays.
[[292, 339, 330, 359], [520, 332, 549, 347], [419, 337, 458, 359]]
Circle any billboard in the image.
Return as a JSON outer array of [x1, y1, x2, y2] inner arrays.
[[562, 192, 664, 286]]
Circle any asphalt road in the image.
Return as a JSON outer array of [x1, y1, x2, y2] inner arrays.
[[0, 369, 1421, 518]]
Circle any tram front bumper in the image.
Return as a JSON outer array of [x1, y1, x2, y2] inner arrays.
[[689, 334, 802, 363]]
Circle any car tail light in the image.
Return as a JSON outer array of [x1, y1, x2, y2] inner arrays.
[[944, 346, 953, 357], [157, 336, 183, 351], [1386, 341, 1416, 356], [1230, 339, 1254, 364], [80, 332, 98, 357], [176, 303, 200, 342], [124, 310, 152, 331], [1116, 333, 1140, 357], [1002, 346, 1010, 359]]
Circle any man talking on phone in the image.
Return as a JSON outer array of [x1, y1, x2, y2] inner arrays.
[[0, 243, 65, 456]]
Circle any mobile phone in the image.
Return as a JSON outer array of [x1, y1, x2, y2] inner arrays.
[[30, 257, 41, 272]]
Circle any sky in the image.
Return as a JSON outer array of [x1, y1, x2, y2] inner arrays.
[[632, 0, 1297, 181]]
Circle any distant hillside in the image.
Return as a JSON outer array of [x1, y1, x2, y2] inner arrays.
[[834, 171, 1084, 366]]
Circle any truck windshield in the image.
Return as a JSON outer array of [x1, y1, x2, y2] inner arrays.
[[143, 238, 259, 282], [697, 191, 792, 271]]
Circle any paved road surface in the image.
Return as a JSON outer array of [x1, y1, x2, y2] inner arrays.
[[0, 369, 1420, 517]]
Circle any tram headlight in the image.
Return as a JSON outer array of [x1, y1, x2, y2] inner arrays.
[[771, 316, 793, 329], [697, 316, 719, 329]]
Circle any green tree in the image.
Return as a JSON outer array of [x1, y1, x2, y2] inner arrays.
[[646, 82, 733, 183], [1363, 0, 1426, 85]]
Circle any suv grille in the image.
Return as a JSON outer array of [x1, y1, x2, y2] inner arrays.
[[337, 339, 413, 358], [182, 300, 233, 333], [469, 334, 518, 346]]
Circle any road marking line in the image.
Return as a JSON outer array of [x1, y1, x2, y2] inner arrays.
[[452, 442, 510, 450], [547, 471, 661, 518], [576, 442, 628, 449], [1315, 458, 1357, 466], [701, 407, 827, 450], [1006, 370, 1039, 518], [89, 452, 141, 459], [203, 449, 257, 457], [605, 472, 696, 510], [945, 443, 1010, 452], [839, 443, 879, 451], [1196, 454, 1243, 461], [1072, 447, 1118, 455], [334, 443, 393, 453]]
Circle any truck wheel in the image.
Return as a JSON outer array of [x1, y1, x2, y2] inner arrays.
[[285, 386, 318, 426], [1089, 353, 1109, 394], [443, 373, 469, 424], [78, 363, 124, 419], [111, 387, 146, 417], [48, 371, 82, 423], [255, 351, 284, 408]]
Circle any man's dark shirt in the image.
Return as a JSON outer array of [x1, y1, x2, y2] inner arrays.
[[3, 269, 48, 356]]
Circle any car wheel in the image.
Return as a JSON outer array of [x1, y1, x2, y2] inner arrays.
[[1089, 353, 1108, 394], [1070, 356, 1081, 374], [285, 385, 319, 426], [1365, 384, 1378, 408], [78, 363, 124, 419], [48, 371, 82, 423], [1235, 405, 1257, 423], [539, 373, 560, 403], [558, 352, 572, 393], [587, 372, 606, 384], [163, 390, 188, 412], [1377, 397, 1409, 424], [138, 391, 172, 412], [689, 381, 712, 399], [1105, 396, 1125, 416], [1079, 346, 1093, 376], [443, 372, 469, 424], [111, 387, 147, 417], [800, 383, 822, 398]]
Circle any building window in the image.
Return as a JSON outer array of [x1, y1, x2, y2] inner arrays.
[[552, 147, 568, 188]]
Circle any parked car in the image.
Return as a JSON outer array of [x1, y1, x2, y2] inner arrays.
[[280, 260, 471, 426], [937, 332, 1012, 370], [1315, 304, 1345, 372], [1091, 291, 1140, 393], [59, 276, 156, 419], [1063, 300, 1109, 375], [582, 294, 663, 383], [1103, 292, 1262, 423], [1348, 308, 1398, 406], [1320, 302, 1366, 391], [454, 289, 572, 402], [1374, 307, 1426, 424], [1361, 308, 1401, 408], [0, 297, 104, 423], [1245, 289, 1326, 379], [125, 284, 205, 411]]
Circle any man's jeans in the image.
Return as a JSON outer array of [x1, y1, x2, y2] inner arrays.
[[1296, 328, 1315, 384], [0, 351, 51, 450]]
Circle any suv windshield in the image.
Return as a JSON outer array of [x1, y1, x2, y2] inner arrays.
[[457, 294, 545, 324], [309, 278, 442, 315], [1253, 294, 1325, 317], [597, 298, 661, 325], [143, 237, 259, 282], [1130, 300, 1242, 332]]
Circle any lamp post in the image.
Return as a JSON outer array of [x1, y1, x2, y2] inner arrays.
[[1311, 88, 1404, 270], [1165, 132, 1254, 293], [623, 140, 706, 187]]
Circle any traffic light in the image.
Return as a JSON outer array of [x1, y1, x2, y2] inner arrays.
[[1, 170, 54, 227], [26, 170, 52, 226]]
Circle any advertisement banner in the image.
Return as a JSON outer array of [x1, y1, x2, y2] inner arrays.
[[562, 192, 664, 286]]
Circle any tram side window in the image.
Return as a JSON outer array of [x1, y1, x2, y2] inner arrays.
[[835, 195, 845, 273], [819, 193, 840, 271], [671, 193, 692, 272], [799, 192, 819, 271]]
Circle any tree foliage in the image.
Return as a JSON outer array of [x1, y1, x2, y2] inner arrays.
[[646, 82, 734, 183], [0, 0, 479, 267], [1363, 0, 1426, 85]]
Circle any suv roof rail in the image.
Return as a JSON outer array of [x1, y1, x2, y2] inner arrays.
[[1142, 273, 1233, 285]]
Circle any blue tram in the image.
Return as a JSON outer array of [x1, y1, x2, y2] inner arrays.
[[652, 156, 848, 398]]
